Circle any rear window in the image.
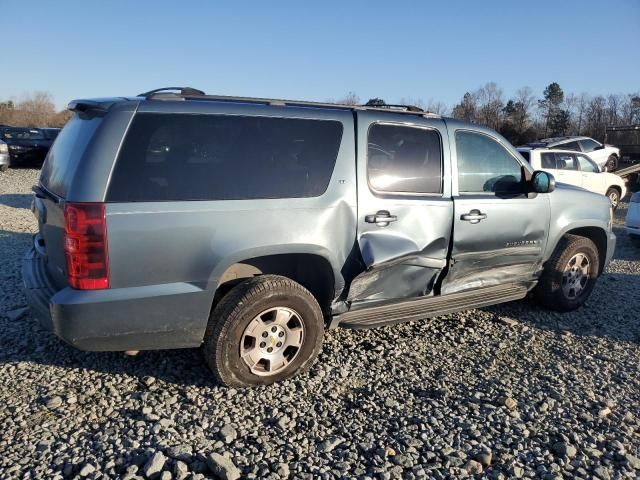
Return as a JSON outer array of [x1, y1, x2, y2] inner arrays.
[[107, 113, 343, 201], [40, 115, 103, 197]]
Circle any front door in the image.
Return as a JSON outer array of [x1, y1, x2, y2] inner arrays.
[[576, 153, 606, 194], [349, 111, 453, 308], [442, 129, 550, 295]]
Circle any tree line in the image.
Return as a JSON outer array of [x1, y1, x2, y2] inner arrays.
[[337, 83, 640, 145], [2, 84, 639, 146], [0, 92, 71, 128]]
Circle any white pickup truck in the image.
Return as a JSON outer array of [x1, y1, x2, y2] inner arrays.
[[518, 148, 627, 208]]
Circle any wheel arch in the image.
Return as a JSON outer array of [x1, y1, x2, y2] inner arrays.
[[561, 226, 608, 275], [211, 248, 342, 317]]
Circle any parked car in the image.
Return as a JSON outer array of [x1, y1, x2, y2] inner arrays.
[[518, 147, 627, 208], [523, 136, 621, 171], [625, 192, 640, 247], [0, 139, 9, 171], [0, 127, 51, 168], [23, 88, 616, 387]]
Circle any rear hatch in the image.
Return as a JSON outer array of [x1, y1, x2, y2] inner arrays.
[[33, 114, 104, 288]]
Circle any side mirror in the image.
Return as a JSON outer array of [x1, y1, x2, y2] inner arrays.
[[531, 170, 556, 193]]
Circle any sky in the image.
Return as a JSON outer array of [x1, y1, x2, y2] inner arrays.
[[1, 0, 639, 110]]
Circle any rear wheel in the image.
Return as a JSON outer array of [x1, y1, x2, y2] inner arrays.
[[535, 234, 600, 312], [606, 187, 621, 209], [0, 165, 7, 172], [605, 155, 618, 171], [203, 275, 324, 387]]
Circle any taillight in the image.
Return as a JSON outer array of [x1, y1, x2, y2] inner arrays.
[[64, 203, 109, 289], [0, 142, 8, 154]]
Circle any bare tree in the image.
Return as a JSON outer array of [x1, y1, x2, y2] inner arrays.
[[452, 92, 478, 123], [476, 82, 504, 131], [335, 92, 360, 106], [10, 92, 57, 127]]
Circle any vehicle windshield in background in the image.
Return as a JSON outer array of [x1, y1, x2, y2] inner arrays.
[[42, 129, 61, 140], [0, 128, 46, 140]]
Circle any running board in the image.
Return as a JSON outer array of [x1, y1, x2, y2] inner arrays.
[[335, 284, 529, 329]]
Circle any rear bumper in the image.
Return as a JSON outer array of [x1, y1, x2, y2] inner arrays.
[[22, 245, 211, 351]]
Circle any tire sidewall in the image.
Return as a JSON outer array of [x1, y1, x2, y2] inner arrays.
[[214, 287, 323, 386], [552, 241, 599, 310]]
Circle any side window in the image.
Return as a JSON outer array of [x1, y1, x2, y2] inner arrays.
[[540, 152, 557, 169], [579, 139, 600, 152], [455, 131, 523, 194], [107, 114, 343, 201], [555, 153, 578, 170], [576, 154, 599, 173], [558, 141, 580, 151], [367, 123, 442, 194]]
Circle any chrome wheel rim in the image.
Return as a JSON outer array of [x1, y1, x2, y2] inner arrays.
[[608, 191, 619, 207], [562, 253, 590, 299], [240, 307, 304, 376]]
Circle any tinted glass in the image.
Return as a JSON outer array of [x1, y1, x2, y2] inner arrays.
[[108, 114, 343, 201], [519, 151, 530, 162], [558, 141, 580, 151], [555, 153, 578, 170], [576, 154, 599, 173], [456, 131, 523, 193], [540, 152, 556, 169], [367, 124, 442, 194], [40, 115, 103, 197], [579, 138, 600, 152]]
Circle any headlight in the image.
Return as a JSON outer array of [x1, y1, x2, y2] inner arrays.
[[0, 142, 7, 154]]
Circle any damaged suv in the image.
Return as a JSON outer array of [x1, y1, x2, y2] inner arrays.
[[24, 88, 616, 387]]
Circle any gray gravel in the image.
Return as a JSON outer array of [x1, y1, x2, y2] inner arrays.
[[1, 168, 639, 479]]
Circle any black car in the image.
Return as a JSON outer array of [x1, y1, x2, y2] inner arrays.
[[0, 127, 52, 167]]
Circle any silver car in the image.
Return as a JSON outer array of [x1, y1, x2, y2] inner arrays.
[[23, 87, 616, 387]]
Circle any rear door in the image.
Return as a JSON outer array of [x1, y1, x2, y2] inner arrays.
[[442, 128, 550, 294], [350, 111, 453, 307]]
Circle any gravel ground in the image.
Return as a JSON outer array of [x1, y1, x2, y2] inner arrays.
[[1, 168, 639, 480]]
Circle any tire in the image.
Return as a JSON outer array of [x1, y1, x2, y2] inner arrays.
[[0, 165, 7, 172], [534, 234, 600, 312], [203, 275, 325, 387], [605, 155, 618, 171], [605, 187, 621, 210]]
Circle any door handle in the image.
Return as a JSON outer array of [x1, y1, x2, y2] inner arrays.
[[365, 210, 397, 226], [460, 209, 487, 224]]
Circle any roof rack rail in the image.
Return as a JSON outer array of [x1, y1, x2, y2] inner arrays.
[[139, 87, 439, 117], [138, 87, 206, 98], [370, 104, 424, 113]]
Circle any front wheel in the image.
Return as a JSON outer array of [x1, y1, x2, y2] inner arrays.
[[606, 187, 621, 210], [605, 155, 618, 171], [534, 234, 600, 312], [203, 275, 325, 387]]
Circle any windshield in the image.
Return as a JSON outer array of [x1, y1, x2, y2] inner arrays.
[[1, 128, 46, 140]]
